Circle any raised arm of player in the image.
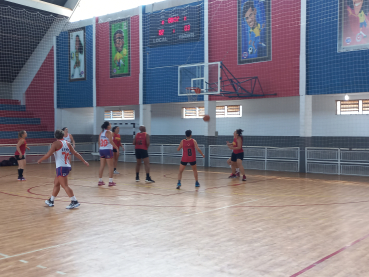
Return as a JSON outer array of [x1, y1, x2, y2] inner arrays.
[[37, 141, 60, 163], [194, 140, 205, 158], [67, 142, 89, 166], [177, 140, 183, 151], [146, 133, 150, 149], [106, 130, 119, 151], [16, 138, 25, 158]]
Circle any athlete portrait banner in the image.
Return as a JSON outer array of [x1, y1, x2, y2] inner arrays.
[[338, 0, 369, 51], [238, 0, 271, 64], [110, 18, 130, 78], [69, 27, 86, 81]]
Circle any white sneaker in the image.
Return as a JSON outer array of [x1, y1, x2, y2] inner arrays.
[[66, 201, 80, 209], [114, 170, 120, 174]]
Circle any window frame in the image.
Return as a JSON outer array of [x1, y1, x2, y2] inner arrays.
[[182, 105, 242, 119], [104, 110, 136, 120]]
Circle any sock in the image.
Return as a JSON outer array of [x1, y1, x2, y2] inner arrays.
[[114, 168, 116, 171], [18, 169, 21, 178], [19, 169, 24, 177], [136, 172, 139, 177], [178, 180, 181, 183], [99, 178, 102, 182], [109, 178, 113, 183], [70, 196, 77, 201], [146, 173, 150, 179], [50, 196, 55, 201]]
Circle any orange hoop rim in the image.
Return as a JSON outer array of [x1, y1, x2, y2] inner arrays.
[[186, 87, 201, 95]]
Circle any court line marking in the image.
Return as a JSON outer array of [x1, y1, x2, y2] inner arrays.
[[0, 253, 9, 258], [0, 197, 265, 261], [56, 271, 66, 275], [289, 232, 369, 277], [37, 265, 47, 269], [19, 260, 28, 263]]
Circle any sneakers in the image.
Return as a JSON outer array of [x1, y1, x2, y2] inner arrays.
[[108, 182, 116, 187], [66, 200, 80, 209], [242, 175, 247, 181], [18, 177, 26, 181], [236, 172, 240, 177], [136, 176, 140, 182], [113, 170, 120, 174], [195, 181, 200, 188], [145, 177, 155, 183], [228, 174, 237, 178], [176, 182, 181, 189], [45, 198, 54, 207], [98, 181, 105, 186]]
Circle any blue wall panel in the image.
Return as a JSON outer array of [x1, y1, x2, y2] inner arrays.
[[143, 2, 204, 104], [57, 25, 93, 108], [307, 0, 369, 95]]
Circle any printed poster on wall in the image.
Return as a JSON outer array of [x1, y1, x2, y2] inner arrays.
[[69, 27, 86, 81], [110, 18, 130, 78], [338, 0, 369, 51], [238, 0, 271, 64]]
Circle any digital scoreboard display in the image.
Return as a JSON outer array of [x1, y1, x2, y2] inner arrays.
[[149, 5, 201, 47]]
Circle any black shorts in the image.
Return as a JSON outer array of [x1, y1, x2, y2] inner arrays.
[[231, 152, 244, 162], [113, 149, 118, 153], [135, 149, 149, 159], [15, 155, 25, 160], [181, 161, 196, 166]]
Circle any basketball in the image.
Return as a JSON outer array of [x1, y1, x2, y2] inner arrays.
[[203, 115, 210, 122]]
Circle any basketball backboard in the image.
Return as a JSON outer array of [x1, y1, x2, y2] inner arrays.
[[178, 62, 221, 96]]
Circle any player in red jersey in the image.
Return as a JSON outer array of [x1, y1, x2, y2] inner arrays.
[[15, 130, 30, 181], [133, 126, 154, 183], [227, 129, 246, 181], [112, 126, 124, 174], [176, 130, 205, 189]]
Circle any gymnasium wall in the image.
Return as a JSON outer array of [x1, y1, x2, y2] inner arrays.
[[96, 13, 140, 106], [143, 1, 205, 104], [208, 0, 301, 101], [306, 0, 369, 95], [56, 21, 93, 108], [0, 82, 12, 99], [56, 107, 94, 134]]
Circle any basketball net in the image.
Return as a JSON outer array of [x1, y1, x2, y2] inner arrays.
[[185, 87, 201, 102]]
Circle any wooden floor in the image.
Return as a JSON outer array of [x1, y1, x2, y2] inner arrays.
[[1, 161, 369, 276]]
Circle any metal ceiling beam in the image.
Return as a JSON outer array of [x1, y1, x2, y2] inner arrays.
[[5, 0, 72, 16]]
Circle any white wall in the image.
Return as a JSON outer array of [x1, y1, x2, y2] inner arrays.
[[0, 82, 12, 99], [312, 93, 369, 137], [56, 107, 94, 134], [150, 97, 300, 136]]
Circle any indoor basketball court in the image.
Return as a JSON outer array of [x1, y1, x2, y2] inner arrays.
[[1, 0, 369, 276]]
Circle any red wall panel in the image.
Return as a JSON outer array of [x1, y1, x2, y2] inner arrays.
[[208, 0, 300, 100], [96, 16, 140, 106], [25, 48, 54, 131]]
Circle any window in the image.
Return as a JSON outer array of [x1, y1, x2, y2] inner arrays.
[[336, 100, 369, 115], [183, 105, 242, 118], [104, 110, 135, 120]]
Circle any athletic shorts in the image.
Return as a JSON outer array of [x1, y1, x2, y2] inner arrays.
[[135, 149, 149, 159], [113, 149, 118, 153], [100, 149, 113, 159], [361, 21, 367, 28], [181, 161, 196, 166], [56, 167, 71, 177], [231, 152, 244, 162], [15, 155, 25, 160]]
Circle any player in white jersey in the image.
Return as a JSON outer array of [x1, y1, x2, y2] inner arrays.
[[98, 121, 119, 186], [37, 130, 89, 209], [62, 127, 75, 148]]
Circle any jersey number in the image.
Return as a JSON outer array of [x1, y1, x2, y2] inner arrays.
[[100, 139, 108, 147], [62, 152, 70, 164], [187, 149, 192, 157]]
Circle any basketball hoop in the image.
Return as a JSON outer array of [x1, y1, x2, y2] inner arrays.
[[185, 87, 201, 102]]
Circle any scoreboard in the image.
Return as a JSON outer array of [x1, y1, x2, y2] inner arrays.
[[149, 5, 201, 47]]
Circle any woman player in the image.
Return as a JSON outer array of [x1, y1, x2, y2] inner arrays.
[[227, 129, 246, 181], [37, 130, 89, 209], [15, 130, 30, 181], [176, 130, 205, 189], [62, 127, 76, 148], [112, 126, 124, 174], [98, 121, 119, 186]]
